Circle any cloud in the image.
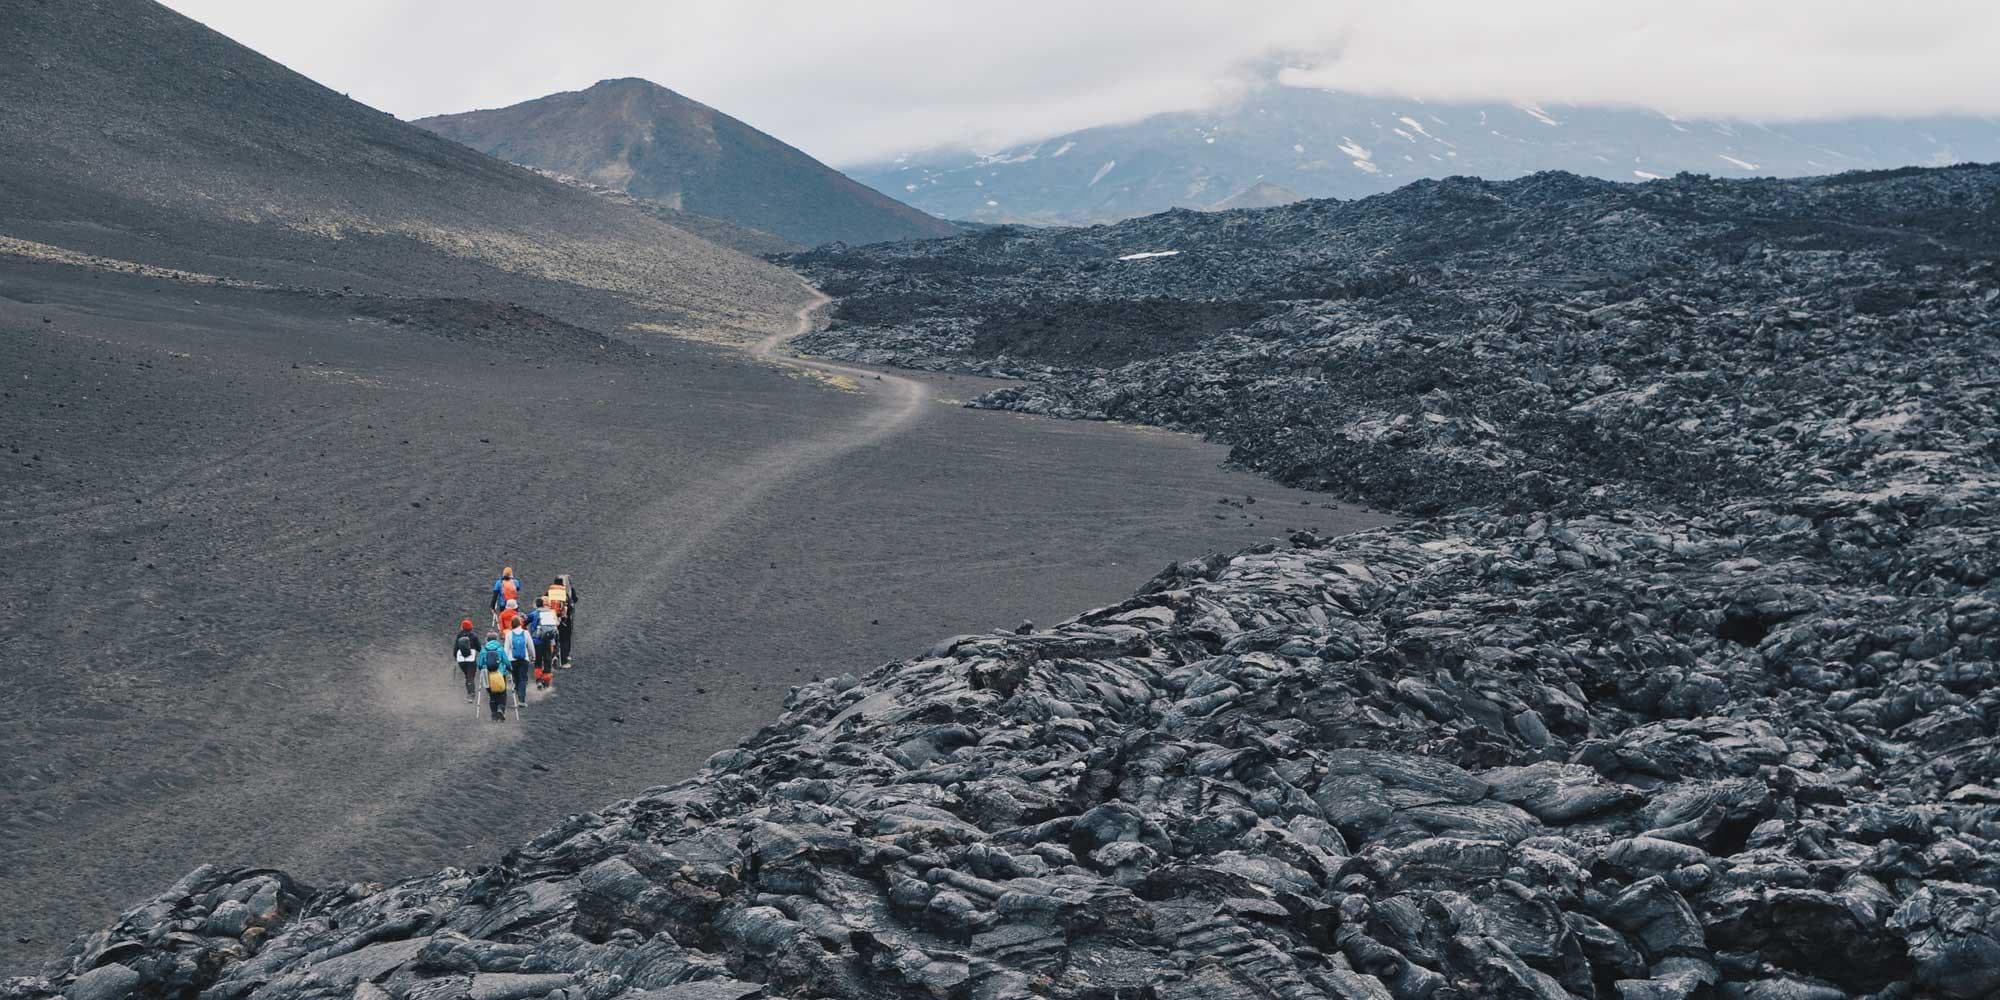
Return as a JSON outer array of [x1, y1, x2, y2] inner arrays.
[[161, 1, 2000, 165], [1278, 1, 2000, 122]]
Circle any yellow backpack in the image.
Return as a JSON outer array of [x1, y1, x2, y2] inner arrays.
[[487, 668, 509, 694]]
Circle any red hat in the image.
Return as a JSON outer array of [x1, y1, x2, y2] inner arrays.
[[460, 618, 474, 631]]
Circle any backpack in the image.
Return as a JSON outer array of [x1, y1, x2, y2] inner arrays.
[[478, 645, 504, 671], [509, 630, 531, 659], [455, 632, 477, 658], [535, 612, 560, 639], [487, 668, 509, 694]]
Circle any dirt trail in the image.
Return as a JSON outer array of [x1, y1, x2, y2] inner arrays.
[[310, 284, 931, 863], [1, 264, 1391, 972], [592, 284, 926, 630]]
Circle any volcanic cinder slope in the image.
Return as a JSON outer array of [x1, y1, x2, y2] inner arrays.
[[1, 0, 1398, 980], [418, 79, 959, 249], [0, 0, 812, 338]]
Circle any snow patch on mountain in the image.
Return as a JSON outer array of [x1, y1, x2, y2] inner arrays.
[[1338, 137, 1380, 175], [1398, 116, 1440, 141], [1519, 103, 1561, 127], [979, 149, 1038, 166], [845, 87, 2000, 226]]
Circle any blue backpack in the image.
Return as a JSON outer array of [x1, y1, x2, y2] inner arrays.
[[478, 643, 505, 671], [509, 630, 532, 660]]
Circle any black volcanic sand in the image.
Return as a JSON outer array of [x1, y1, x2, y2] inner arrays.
[[0, 259, 1386, 972]]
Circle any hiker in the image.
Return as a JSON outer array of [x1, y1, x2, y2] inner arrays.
[[490, 566, 520, 621], [553, 574, 578, 667], [451, 618, 479, 701], [530, 597, 560, 690], [478, 631, 510, 720], [542, 576, 571, 667], [505, 617, 536, 710], [497, 597, 523, 634]]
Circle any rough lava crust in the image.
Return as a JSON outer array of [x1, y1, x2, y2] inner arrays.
[[10, 167, 2000, 1000]]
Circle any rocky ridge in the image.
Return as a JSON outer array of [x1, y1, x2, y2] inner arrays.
[[786, 165, 2000, 516], [9, 166, 1999, 1000]]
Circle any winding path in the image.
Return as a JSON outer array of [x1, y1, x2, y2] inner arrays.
[[311, 282, 936, 867], [590, 284, 928, 629], [1, 270, 1389, 971]]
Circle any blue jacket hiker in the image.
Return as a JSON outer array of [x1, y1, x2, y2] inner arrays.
[[478, 635, 510, 720], [491, 566, 520, 616]]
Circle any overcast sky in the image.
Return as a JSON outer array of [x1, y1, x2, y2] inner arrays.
[[162, 1, 2000, 165]]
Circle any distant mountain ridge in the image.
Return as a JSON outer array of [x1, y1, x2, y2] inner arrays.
[[845, 84, 2000, 224], [419, 79, 958, 247]]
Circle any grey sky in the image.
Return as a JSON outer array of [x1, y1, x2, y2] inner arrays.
[[161, 1, 2000, 165]]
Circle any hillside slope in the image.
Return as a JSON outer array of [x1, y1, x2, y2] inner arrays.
[[847, 83, 2000, 224], [0, 0, 810, 337], [419, 78, 958, 248], [9, 159, 2000, 1000]]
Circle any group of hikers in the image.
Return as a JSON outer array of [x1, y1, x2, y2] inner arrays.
[[451, 567, 578, 720]]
